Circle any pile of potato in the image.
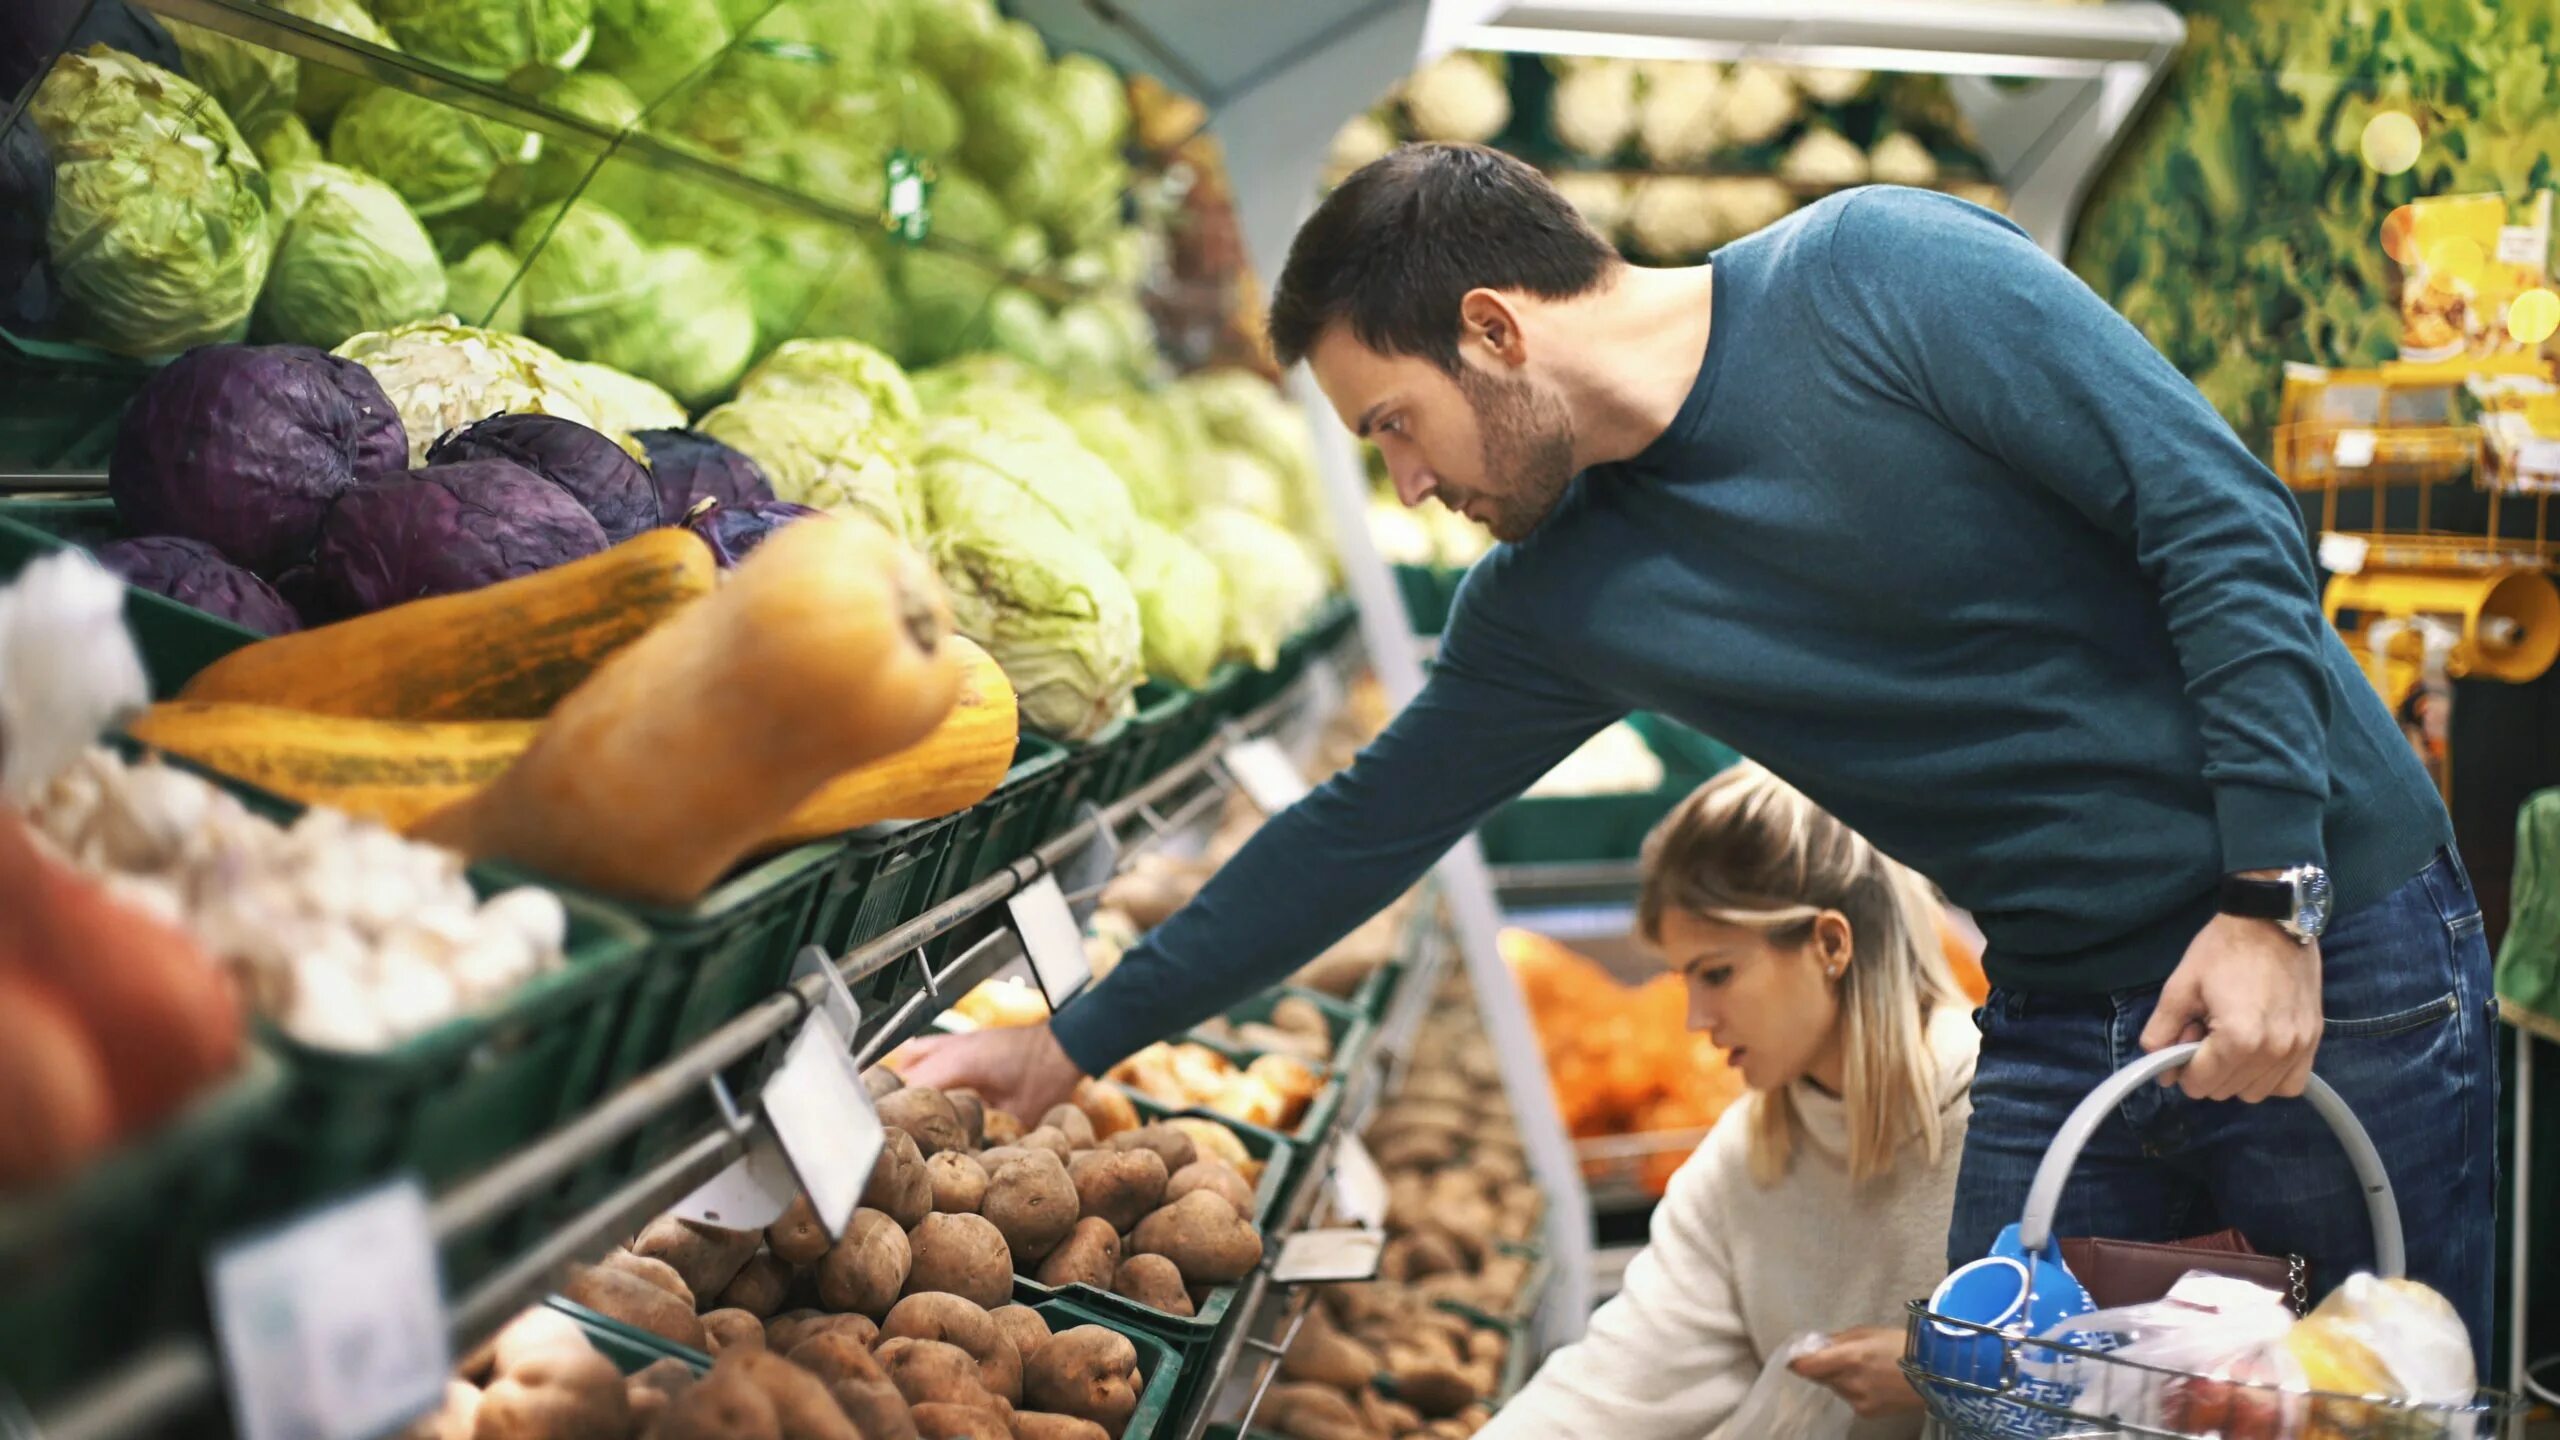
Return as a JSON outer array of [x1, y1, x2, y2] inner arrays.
[[1258, 1293, 1503, 1440], [1106, 1033, 1326, 1132]]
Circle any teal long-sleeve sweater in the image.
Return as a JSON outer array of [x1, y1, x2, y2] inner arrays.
[[1053, 186, 2450, 1073]]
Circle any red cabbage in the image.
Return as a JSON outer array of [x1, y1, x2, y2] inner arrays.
[[312, 459, 607, 616], [93, 535, 301, 635], [682, 497, 822, 568], [636, 427, 772, 524], [109, 343, 410, 577], [427, 412, 658, 542]]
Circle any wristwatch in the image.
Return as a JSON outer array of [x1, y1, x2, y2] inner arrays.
[[2217, 864, 2335, 944]]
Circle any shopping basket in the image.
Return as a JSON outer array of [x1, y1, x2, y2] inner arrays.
[[1902, 1040, 2522, 1439]]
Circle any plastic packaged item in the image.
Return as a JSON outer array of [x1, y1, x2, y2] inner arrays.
[[1716, 1333, 1854, 1440], [2023, 1271, 2306, 1438], [0, 549, 146, 803]]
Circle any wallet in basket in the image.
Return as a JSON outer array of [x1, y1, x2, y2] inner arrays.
[[2059, 1229, 2310, 1315]]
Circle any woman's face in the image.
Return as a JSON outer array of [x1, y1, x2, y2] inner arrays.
[[1658, 908, 1849, 1093]]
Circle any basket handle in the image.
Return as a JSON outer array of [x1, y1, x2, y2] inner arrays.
[[2015, 1041, 2405, 1279]]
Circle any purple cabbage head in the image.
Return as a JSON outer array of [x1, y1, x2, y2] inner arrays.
[[93, 535, 301, 635], [426, 412, 658, 543], [312, 459, 608, 616], [682, 497, 822, 569], [636, 427, 772, 524], [109, 343, 410, 577]]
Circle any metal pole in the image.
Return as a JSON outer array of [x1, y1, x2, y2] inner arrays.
[[2511, 1024, 2534, 1437]]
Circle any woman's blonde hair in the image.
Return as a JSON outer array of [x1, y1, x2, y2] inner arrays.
[[1637, 762, 1963, 1188]]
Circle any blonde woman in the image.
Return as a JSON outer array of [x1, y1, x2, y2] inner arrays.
[[1483, 763, 1976, 1440]]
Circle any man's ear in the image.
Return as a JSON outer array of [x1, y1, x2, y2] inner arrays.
[[1459, 288, 1529, 369]]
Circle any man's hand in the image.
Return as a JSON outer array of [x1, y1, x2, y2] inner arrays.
[[1788, 1326, 1920, 1418], [2138, 909, 2322, 1102], [892, 1023, 1086, 1119]]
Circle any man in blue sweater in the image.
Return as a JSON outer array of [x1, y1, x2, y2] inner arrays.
[[905, 145, 2496, 1353]]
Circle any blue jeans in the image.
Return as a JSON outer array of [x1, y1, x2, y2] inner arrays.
[[1948, 849, 2501, 1369]]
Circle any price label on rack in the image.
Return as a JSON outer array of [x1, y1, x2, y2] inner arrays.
[[1225, 737, 1311, 815], [1331, 1133, 1389, 1231], [1272, 1229, 1386, 1285], [210, 1178, 448, 1440], [2332, 429, 2379, 469], [1008, 872, 1092, 1008], [765, 999, 882, 1241]]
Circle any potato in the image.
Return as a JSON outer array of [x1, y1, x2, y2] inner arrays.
[[763, 1309, 828, 1352], [1070, 1079, 1140, 1142], [1163, 1160, 1255, 1221], [1018, 1127, 1076, 1164], [1131, 1191, 1263, 1286], [627, 1356, 698, 1411], [471, 1345, 627, 1440], [398, 1379, 479, 1440], [1104, 1125, 1196, 1178], [561, 1265, 708, 1351], [718, 1249, 795, 1318], [1360, 1388, 1420, 1436], [1389, 1355, 1482, 1418], [600, 1249, 696, 1306], [816, 1208, 911, 1319], [488, 1307, 588, 1374], [864, 1129, 935, 1230], [981, 1151, 1079, 1264], [703, 1307, 770, 1355], [1068, 1149, 1167, 1234], [878, 1087, 970, 1157], [1109, 1255, 1192, 1318], [829, 1379, 920, 1440], [727, 1349, 864, 1440], [881, 1293, 1024, 1404], [911, 1402, 1013, 1439], [764, 1195, 833, 1267], [904, 1212, 1014, 1310], [1035, 1217, 1122, 1291], [1163, 1119, 1252, 1173], [980, 1108, 1026, 1146], [878, 1337, 1007, 1413], [975, 1145, 1033, 1174], [928, 1151, 991, 1214], [1022, 1326, 1141, 1439], [1259, 1383, 1371, 1440], [1038, 1105, 1098, 1150], [650, 1367, 783, 1440], [634, 1215, 760, 1300], [1281, 1309, 1379, 1390], [865, 1066, 905, 1100], [1012, 1415, 1110, 1440], [787, 1329, 888, 1386], [945, 1089, 988, 1149], [989, 1304, 1052, 1363], [1269, 995, 1330, 1043]]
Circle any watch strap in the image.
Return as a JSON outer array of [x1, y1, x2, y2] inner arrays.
[[2216, 874, 2295, 922]]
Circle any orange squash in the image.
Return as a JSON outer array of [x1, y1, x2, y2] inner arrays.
[[125, 703, 540, 832], [764, 635, 1018, 848]]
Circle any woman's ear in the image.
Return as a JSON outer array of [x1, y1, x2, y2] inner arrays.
[[1814, 910, 1854, 979]]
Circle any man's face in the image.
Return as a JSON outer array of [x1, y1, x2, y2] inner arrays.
[[1309, 327, 1576, 543]]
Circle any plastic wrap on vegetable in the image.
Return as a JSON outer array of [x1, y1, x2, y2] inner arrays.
[[635, 427, 772, 524], [0, 551, 147, 806], [313, 459, 609, 617], [682, 496, 821, 569], [93, 537, 301, 635], [427, 412, 659, 543]]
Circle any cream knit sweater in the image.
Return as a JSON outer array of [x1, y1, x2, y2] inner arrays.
[[1484, 1006, 1979, 1440]]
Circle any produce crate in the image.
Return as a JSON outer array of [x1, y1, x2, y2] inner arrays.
[[1347, 957, 1404, 1022], [1021, 1292, 1188, 1440], [0, 1049, 288, 1410], [0, 328, 148, 470], [1090, 683, 1194, 806], [808, 813, 967, 1005], [1394, 563, 1460, 635], [596, 843, 844, 1085], [1474, 783, 1697, 867], [931, 736, 1071, 907], [1050, 718, 1131, 845], [0, 499, 268, 696], [1189, 986, 1371, 1080], [540, 1298, 713, 1375]]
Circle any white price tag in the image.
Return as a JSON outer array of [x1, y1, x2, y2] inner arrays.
[[2331, 429, 2379, 469], [2498, 224, 2547, 267], [2318, 531, 2372, 576], [1331, 1133, 1388, 1230], [1225, 738, 1311, 815], [1272, 1229, 1386, 1285], [211, 1179, 448, 1440], [764, 1009, 883, 1241], [1008, 872, 1092, 1008]]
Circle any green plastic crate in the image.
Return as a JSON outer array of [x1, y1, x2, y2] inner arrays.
[[1022, 1292, 1188, 1440], [1191, 986, 1370, 1078], [1475, 784, 1697, 866], [932, 737, 1070, 907], [0, 1050, 288, 1409], [1050, 718, 1131, 845], [0, 501, 269, 695], [1093, 683, 1198, 805], [808, 813, 966, 1003], [0, 329, 150, 470], [1394, 562, 1455, 634]]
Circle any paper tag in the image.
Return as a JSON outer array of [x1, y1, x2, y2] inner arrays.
[[882, 151, 934, 246], [764, 1008, 883, 1240], [1225, 738, 1311, 814], [2498, 224, 2547, 267], [1008, 872, 1092, 1008], [2318, 531, 2372, 576], [2332, 429, 2379, 468], [211, 1179, 449, 1440], [1272, 1229, 1385, 1285], [1331, 1133, 1388, 1230]]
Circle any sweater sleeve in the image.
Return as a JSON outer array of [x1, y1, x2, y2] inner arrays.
[[1480, 1122, 1760, 1440], [1815, 187, 2333, 876], [1050, 575, 1620, 1073]]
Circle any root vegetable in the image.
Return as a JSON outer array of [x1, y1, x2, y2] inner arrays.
[[1110, 1255, 1192, 1318], [816, 1207, 911, 1319], [787, 1329, 888, 1386], [1070, 1079, 1139, 1141], [989, 1304, 1052, 1362], [927, 1150, 990, 1214], [726, 1348, 864, 1440], [911, 1403, 1012, 1439], [1034, 1217, 1121, 1291], [878, 1337, 1007, 1413], [864, 1129, 935, 1229], [651, 1368, 780, 1440], [633, 1215, 759, 1299], [600, 1250, 695, 1306], [980, 1108, 1025, 1146], [828, 1379, 919, 1440], [982, 1151, 1078, 1264], [1022, 1326, 1140, 1439], [1013, 1416, 1110, 1440], [702, 1308, 769, 1355], [1018, 1127, 1075, 1164], [1164, 1160, 1254, 1220], [1130, 1191, 1262, 1286], [1104, 1125, 1196, 1178], [881, 1293, 1023, 1404], [470, 1345, 627, 1440], [1038, 1104, 1097, 1150], [561, 1264, 707, 1351], [765, 1195, 833, 1266], [946, 1089, 988, 1148], [904, 1211, 1014, 1310], [718, 1249, 795, 1318], [1068, 1149, 1167, 1234], [878, 1087, 970, 1156]]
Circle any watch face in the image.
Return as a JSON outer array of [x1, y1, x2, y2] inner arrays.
[[2292, 867, 2335, 937]]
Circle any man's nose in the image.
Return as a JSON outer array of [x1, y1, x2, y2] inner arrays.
[[1389, 457, 1434, 508]]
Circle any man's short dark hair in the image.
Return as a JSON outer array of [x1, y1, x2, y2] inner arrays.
[[1266, 142, 1618, 371]]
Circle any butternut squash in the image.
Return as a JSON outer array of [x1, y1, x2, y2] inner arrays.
[[416, 516, 965, 905], [125, 703, 540, 832], [764, 635, 1018, 848], [176, 528, 717, 720]]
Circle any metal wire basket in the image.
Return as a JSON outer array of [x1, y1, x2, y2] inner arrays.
[[1900, 1042, 2524, 1440]]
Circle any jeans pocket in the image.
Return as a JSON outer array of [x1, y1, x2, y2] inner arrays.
[[2326, 992, 2459, 1040], [2448, 910, 2486, 939]]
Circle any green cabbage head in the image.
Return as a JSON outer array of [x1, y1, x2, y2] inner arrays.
[[737, 338, 922, 430], [924, 452, 1142, 741], [566, 360, 688, 434], [1187, 507, 1326, 670], [30, 47, 276, 357], [697, 399, 920, 540], [532, 243, 756, 409], [921, 413, 1136, 564], [165, 19, 299, 139], [444, 241, 526, 331], [371, 0, 596, 78], [1050, 51, 1130, 154], [589, 0, 729, 103], [1058, 393, 1184, 525], [335, 319, 611, 465], [329, 85, 536, 219], [256, 162, 447, 348], [266, 0, 394, 126], [1123, 518, 1226, 690]]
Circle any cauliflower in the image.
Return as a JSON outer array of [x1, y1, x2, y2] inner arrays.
[[1794, 67, 1872, 106], [1330, 112, 1397, 174], [1779, 127, 1870, 188], [1403, 52, 1510, 144], [1869, 131, 1940, 188], [1698, 177, 1798, 244], [1719, 62, 1801, 147], [1551, 171, 1632, 244], [1550, 57, 1638, 160], [1637, 64, 1723, 168], [1625, 176, 1721, 261]]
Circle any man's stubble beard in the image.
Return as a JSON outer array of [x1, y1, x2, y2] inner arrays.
[[1450, 363, 1576, 543]]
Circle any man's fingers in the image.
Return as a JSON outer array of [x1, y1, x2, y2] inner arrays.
[[2144, 978, 2208, 1088]]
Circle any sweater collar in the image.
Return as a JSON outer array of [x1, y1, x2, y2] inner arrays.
[[1787, 1003, 1980, 1160]]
